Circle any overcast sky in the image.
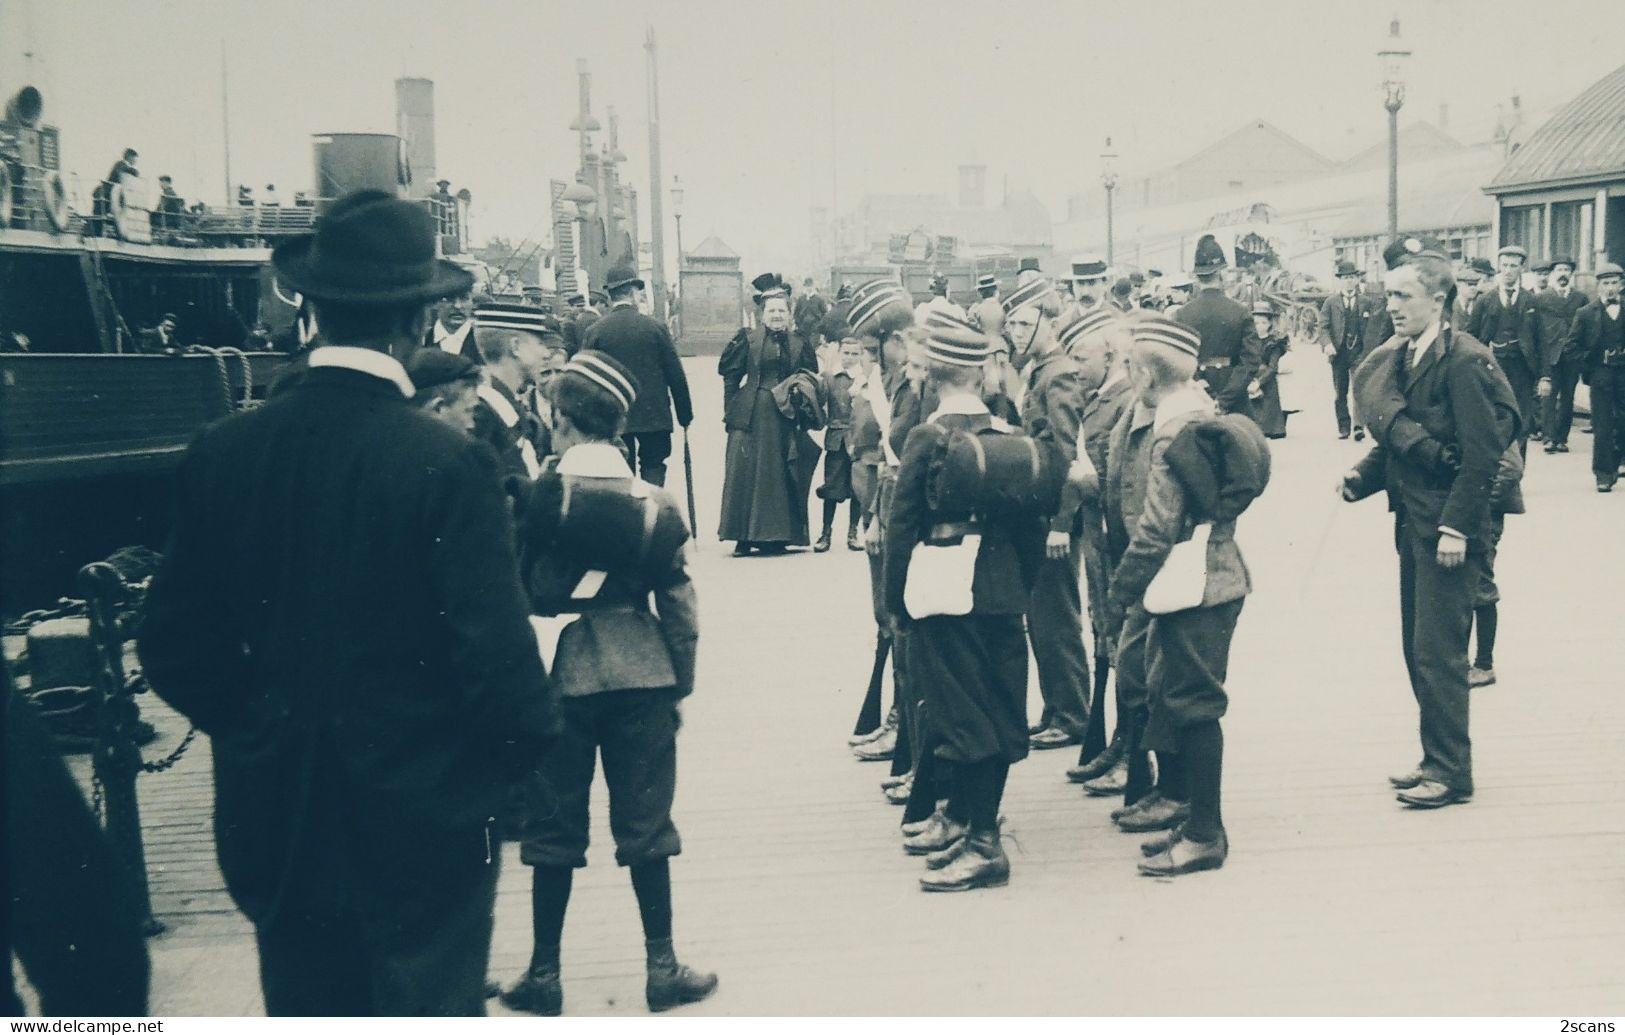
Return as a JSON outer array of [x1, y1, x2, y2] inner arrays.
[[2, 0, 1619, 277]]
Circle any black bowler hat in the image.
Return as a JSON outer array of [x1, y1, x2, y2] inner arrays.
[[272, 189, 473, 305], [604, 263, 645, 292], [1018, 257, 1041, 274], [1191, 234, 1227, 275], [1335, 259, 1360, 278]]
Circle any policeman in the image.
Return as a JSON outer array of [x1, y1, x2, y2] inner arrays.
[[1176, 235, 1260, 418], [1004, 278, 1092, 750], [504, 350, 716, 1015]]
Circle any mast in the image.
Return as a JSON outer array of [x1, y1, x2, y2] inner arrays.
[[220, 43, 232, 205], [645, 27, 669, 325]]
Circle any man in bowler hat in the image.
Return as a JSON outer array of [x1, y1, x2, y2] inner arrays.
[[138, 190, 560, 1015], [581, 264, 695, 486], [1319, 259, 1382, 439]]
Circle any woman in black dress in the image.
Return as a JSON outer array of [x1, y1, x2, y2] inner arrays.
[[717, 287, 819, 554], [1248, 299, 1292, 439]]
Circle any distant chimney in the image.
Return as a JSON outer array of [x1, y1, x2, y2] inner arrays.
[[958, 162, 986, 209], [395, 77, 436, 199], [1438, 103, 1449, 133]]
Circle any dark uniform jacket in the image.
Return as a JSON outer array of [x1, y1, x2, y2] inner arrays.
[[1177, 287, 1261, 414], [518, 446, 698, 698], [822, 368, 855, 454], [1535, 286, 1590, 371], [883, 404, 1045, 620], [1019, 349, 1089, 533], [139, 361, 558, 921], [1348, 325, 1519, 550], [1567, 297, 1625, 373], [473, 377, 543, 483], [581, 303, 694, 433], [1467, 285, 1543, 373]]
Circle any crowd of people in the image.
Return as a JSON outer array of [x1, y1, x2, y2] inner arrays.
[[33, 180, 1600, 1016]]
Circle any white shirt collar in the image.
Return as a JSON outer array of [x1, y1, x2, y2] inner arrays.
[[476, 381, 519, 427], [1100, 366, 1126, 393], [434, 321, 471, 354], [928, 392, 990, 422], [1152, 382, 1214, 432], [309, 346, 415, 398], [556, 442, 634, 478], [1408, 321, 1441, 362]]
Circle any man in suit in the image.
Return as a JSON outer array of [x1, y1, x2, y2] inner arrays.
[[1006, 279, 1092, 751], [137, 191, 560, 1015], [581, 264, 695, 486], [1468, 245, 1542, 449], [1319, 260, 1382, 439], [1177, 235, 1261, 420], [471, 302, 553, 482], [1535, 256, 1591, 454], [1567, 262, 1625, 491], [1451, 261, 1487, 330], [1342, 240, 1519, 810]]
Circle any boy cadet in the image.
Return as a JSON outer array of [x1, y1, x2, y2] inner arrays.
[[815, 337, 866, 552], [884, 318, 1046, 891], [406, 349, 484, 435], [471, 302, 554, 481], [1056, 309, 1138, 787], [1105, 317, 1268, 874], [504, 350, 716, 1016], [1344, 238, 1519, 809], [1004, 277, 1093, 751]]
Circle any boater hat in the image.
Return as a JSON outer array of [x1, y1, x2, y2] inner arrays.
[[564, 350, 640, 413], [272, 189, 474, 305], [473, 302, 552, 335], [1131, 316, 1200, 358], [976, 273, 999, 292], [1070, 254, 1108, 281]]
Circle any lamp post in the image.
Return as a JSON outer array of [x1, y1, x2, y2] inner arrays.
[[1379, 17, 1411, 243], [670, 175, 685, 338], [1100, 138, 1119, 266]]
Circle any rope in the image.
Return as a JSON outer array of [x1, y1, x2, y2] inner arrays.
[[188, 345, 254, 410]]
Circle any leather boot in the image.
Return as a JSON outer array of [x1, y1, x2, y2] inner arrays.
[[814, 531, 832, 553], [501, 965, 563, 1016], [1066, 731, 1125, 783], [1081, 758, 1129, 796], [923, 834, 967, 870], [919, 831, 1009, 892], [645, 939, 718, 1013], [1138, 828, 1228, 877], [903, 811, 966, 855]]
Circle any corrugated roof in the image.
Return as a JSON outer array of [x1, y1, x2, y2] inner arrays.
[[1487, 62, 1625, 192]]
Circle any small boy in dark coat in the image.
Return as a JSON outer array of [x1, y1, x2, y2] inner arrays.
[[815, 337, 868, 551]]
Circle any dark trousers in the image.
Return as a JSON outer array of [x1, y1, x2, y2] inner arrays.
[[1590, 367, 1625, 482], [1113, 606, 1156, 805], [1143, 600, 1243, 753], [1330, 356, 1361, 435], [1396, 522, 1478, 792], [1028, 536, 1091, 736], [1492, 348, 1537, 446], [255, 848, 499, 1016], [1543, 358, 1581, 445], [520, 689, 681, 869], [622, 431, 673, 487]]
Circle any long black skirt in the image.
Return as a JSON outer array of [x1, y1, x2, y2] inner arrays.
[[717, 388, 817, 546]]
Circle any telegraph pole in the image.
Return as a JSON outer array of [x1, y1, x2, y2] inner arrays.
[[645, 27, 669, 322]]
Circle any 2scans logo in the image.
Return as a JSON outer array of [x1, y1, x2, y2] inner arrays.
[[1559, 1022, 1615, 1033]]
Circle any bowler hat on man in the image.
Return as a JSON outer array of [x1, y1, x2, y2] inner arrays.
[[604, 264, 645, 293], [271, 189, 474, 305], [1335, 260, 1360, 279]]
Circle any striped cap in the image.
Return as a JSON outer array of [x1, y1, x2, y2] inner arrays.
[[474, 302, 552, 335], [1130, 316, 1200, 358], [563, 349, 640, 413], [1002, 277, 1055, 315], [1056, 308, 1117, 352], [924, 312, 995, 367], [847, 278, 911, 335]]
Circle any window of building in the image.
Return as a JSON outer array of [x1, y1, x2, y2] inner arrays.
[[1551, 200, 1593, 268], [1500, 205, 1541, 252]]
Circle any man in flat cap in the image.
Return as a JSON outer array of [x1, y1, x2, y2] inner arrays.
[[407, 348, 484, 435], [1177, 235, 1261, 420], [1535, 256, 1590, 454], [1567, 262, 1625, 491], [1342, 242, 1519, 810], [1005, 278, 1092, 751], [1468, 245, 1542, 449], [581, 263, 694, 487], [138, 190, 558, 1015]]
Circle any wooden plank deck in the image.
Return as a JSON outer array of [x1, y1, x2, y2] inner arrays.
[[30, 353, 1623, 1016]]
